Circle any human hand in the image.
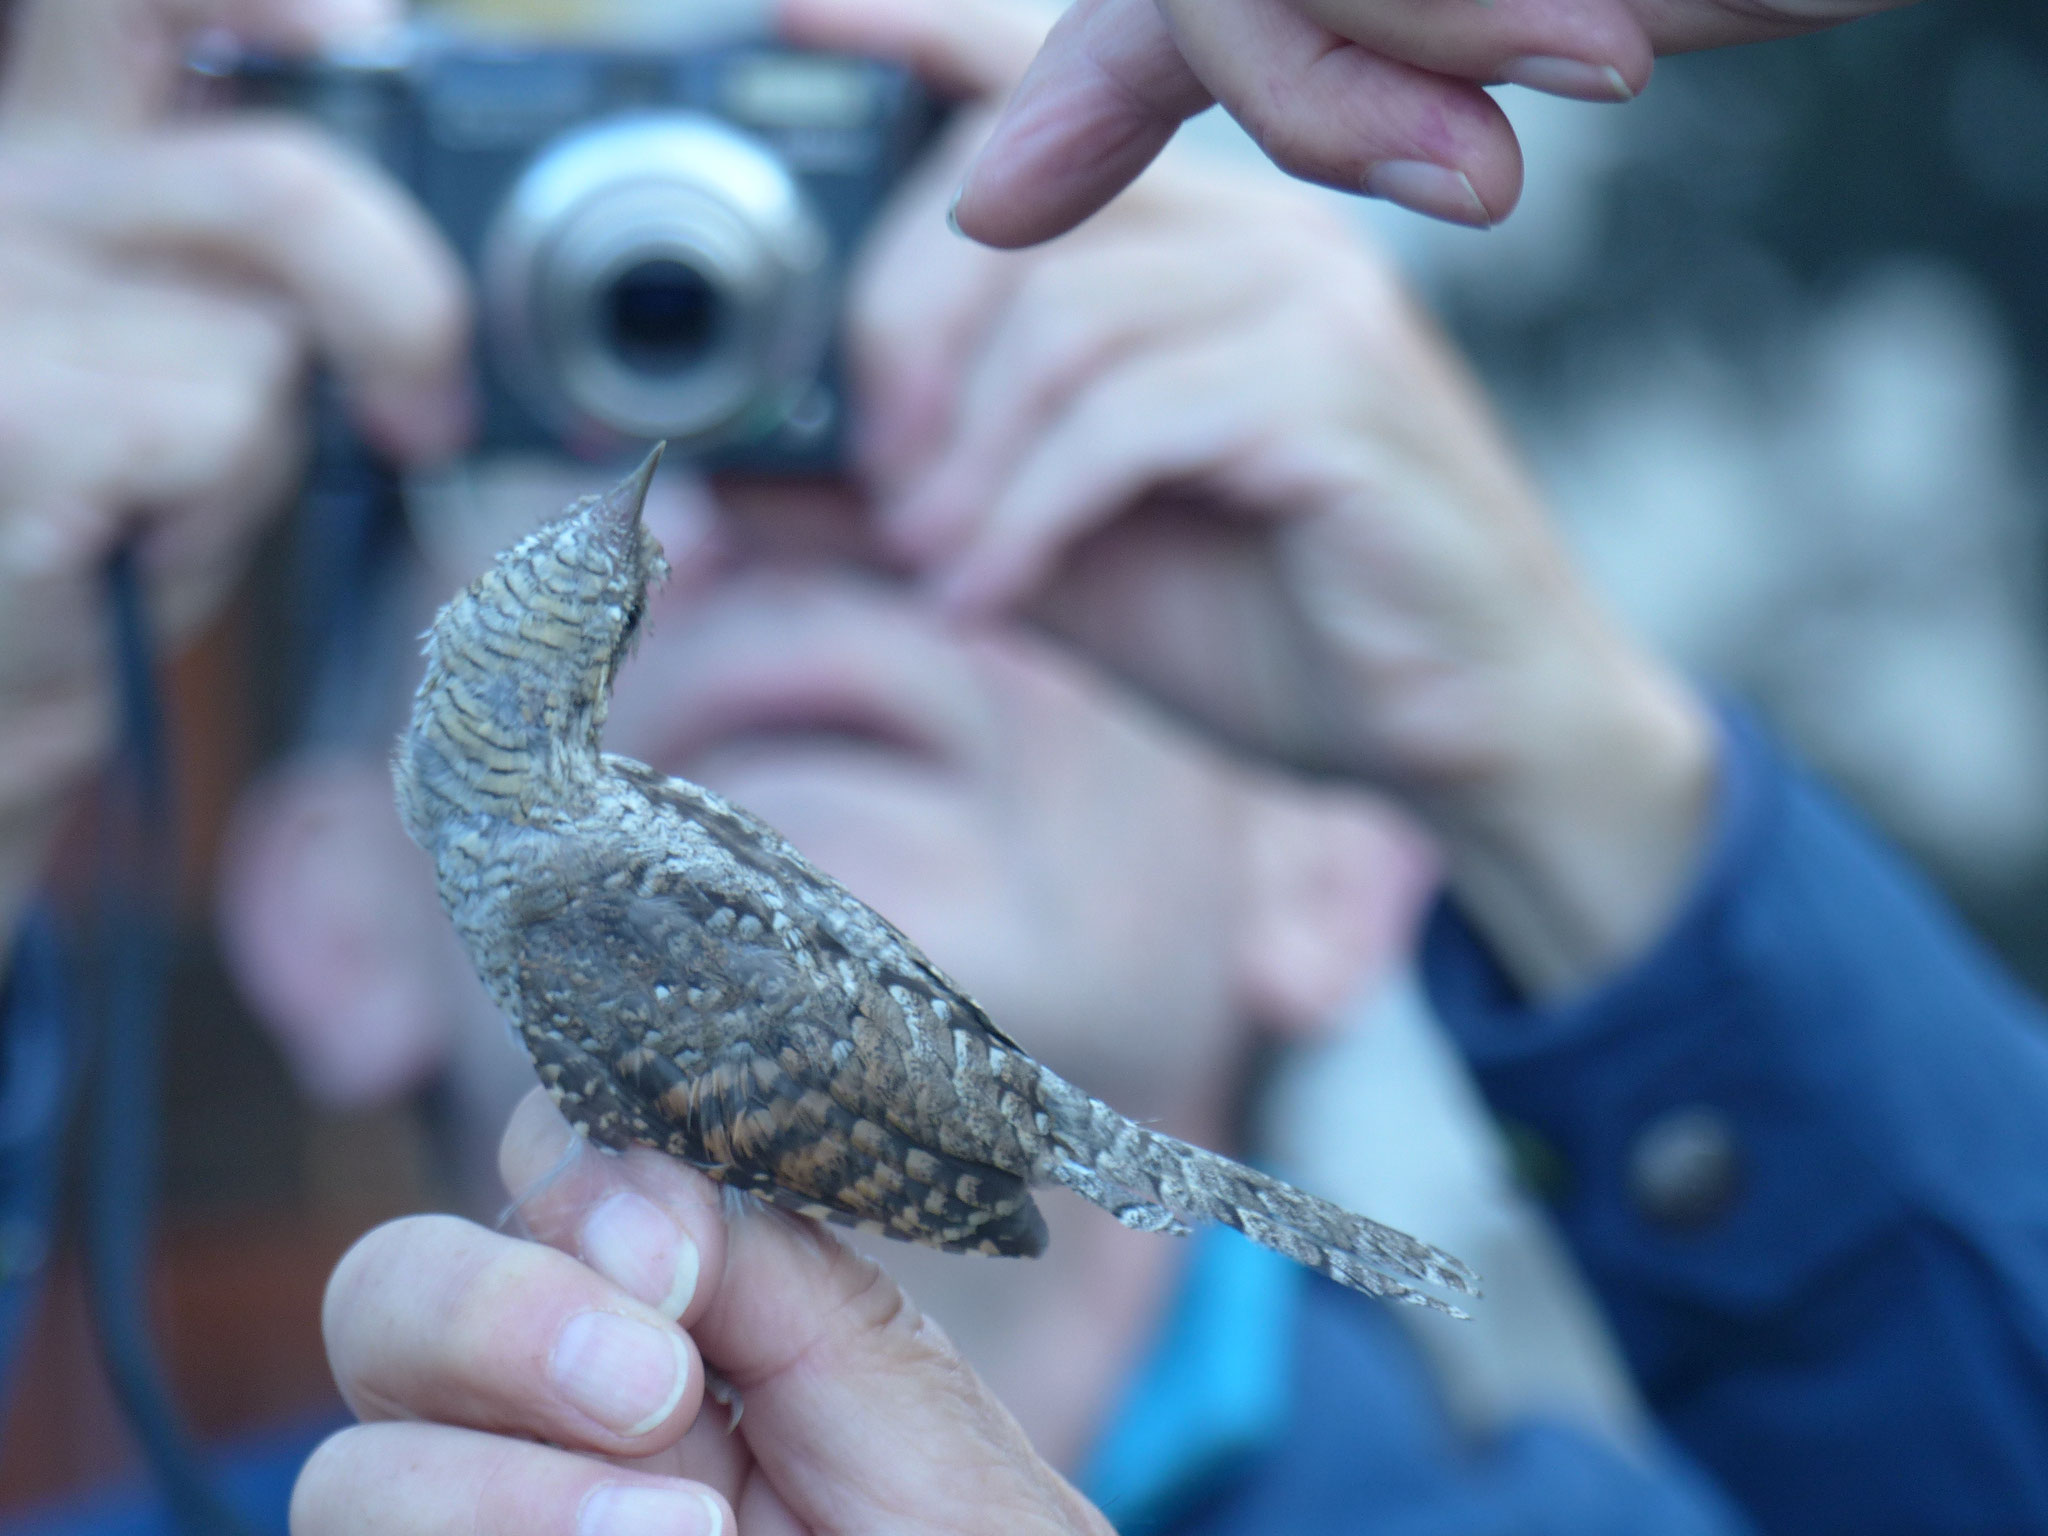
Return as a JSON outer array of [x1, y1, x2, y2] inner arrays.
[[951, 0, 1917, 243], [299, 1089, 1113, 1536], [0, 0, 467, 923], [852, 98, 1713, 996]]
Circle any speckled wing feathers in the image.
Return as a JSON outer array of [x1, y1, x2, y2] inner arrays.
[[508, 782, 1050, 1255]]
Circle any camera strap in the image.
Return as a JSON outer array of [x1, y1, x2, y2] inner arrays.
[[0, 902, 70, 1420], [79, 544, 257, 1536]]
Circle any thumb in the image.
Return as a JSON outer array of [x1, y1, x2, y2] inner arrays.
[[702, 1206, 1109, 1534], [0, 0, 397, 139], [951, 0, 1210, 249], [500, 1090, 1110, 1536]]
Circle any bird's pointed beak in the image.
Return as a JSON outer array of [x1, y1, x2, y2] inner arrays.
[[598, 441, 666, 534]]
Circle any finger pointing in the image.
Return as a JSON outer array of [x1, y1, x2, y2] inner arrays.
[[951, 0, 1210, 249]]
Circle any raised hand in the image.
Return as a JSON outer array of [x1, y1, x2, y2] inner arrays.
[[951, 0, 1919, 243], [0, 0, 469, 932], [847, 75, 1715, 997]]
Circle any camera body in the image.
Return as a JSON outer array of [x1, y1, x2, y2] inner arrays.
[[225, 33, 940, 469]]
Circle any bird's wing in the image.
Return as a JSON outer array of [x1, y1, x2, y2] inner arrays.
[[607, 755, 1039, 1063], [508, 878, 1048, 1257]]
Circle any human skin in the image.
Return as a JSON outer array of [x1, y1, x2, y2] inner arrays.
[[303, 1091, 1117, 1536], [0, 0, 470, 961], [946, 0, 1924, 240], [841, 91, 1716, 1000]]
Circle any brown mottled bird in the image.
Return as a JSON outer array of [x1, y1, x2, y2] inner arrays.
[[394, 447, 1476, 1312]]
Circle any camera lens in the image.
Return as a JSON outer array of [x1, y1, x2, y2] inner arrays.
[[604, 258, 721, 376], [482, 113, 831, 452]]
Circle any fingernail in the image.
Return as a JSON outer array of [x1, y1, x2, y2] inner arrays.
[[1362, 161, 1493, 228], [1499, 56, 1634, 102], [551, 1311, 691, 1437], [579, 1484, 722, 1536], [946, 190, 967, 239], [581, 1192, 700, 1321]]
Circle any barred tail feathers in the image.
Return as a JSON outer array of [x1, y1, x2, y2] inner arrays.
[[1041, 1084, 1478, 1315]]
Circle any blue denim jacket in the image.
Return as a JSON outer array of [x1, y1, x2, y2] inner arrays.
[[1421, 705, 2048, 1529]]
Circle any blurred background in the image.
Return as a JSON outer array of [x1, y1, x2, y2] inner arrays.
[[5, 0, 2048, 1518]]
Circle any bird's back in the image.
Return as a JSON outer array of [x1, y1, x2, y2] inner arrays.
[[396, 452, 1475, 1308], [493, 754, 1054, 1256]]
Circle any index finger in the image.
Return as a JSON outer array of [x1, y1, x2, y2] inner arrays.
[[497, 1092, 733, 1330], [324, 1214, 707, 1453], [954, 0, 1559, 244], [950, 0, 1209, 249]]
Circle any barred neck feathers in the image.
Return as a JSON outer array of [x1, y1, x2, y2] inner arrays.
[[396, 448, 668, 844]]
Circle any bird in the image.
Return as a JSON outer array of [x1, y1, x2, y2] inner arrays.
[[393, 446, 1477, 1313]]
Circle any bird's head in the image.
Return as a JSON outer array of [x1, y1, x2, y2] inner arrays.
[[519, 442, 673, 714], [400, 446, 670, 829]]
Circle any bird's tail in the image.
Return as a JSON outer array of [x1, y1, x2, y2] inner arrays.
[[1044, 1088, 1479, 1315]]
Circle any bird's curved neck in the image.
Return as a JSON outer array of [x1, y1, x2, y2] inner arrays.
[[398, 624, 610, 835]]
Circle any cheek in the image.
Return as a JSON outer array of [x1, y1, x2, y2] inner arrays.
[[1012, 775, 1241, 1032], [959, 685, 1251, 1106]]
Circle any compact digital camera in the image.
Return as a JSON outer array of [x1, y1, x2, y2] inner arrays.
[[219, 32, 941, 469]]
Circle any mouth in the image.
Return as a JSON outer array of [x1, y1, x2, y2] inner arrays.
[[607, 561, 1001, 794], [617, 612, 974, 792], [659, 686, 950, 778]]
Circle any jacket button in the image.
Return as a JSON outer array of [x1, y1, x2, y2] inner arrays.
[[1628, 1106, 1741, 1230]]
